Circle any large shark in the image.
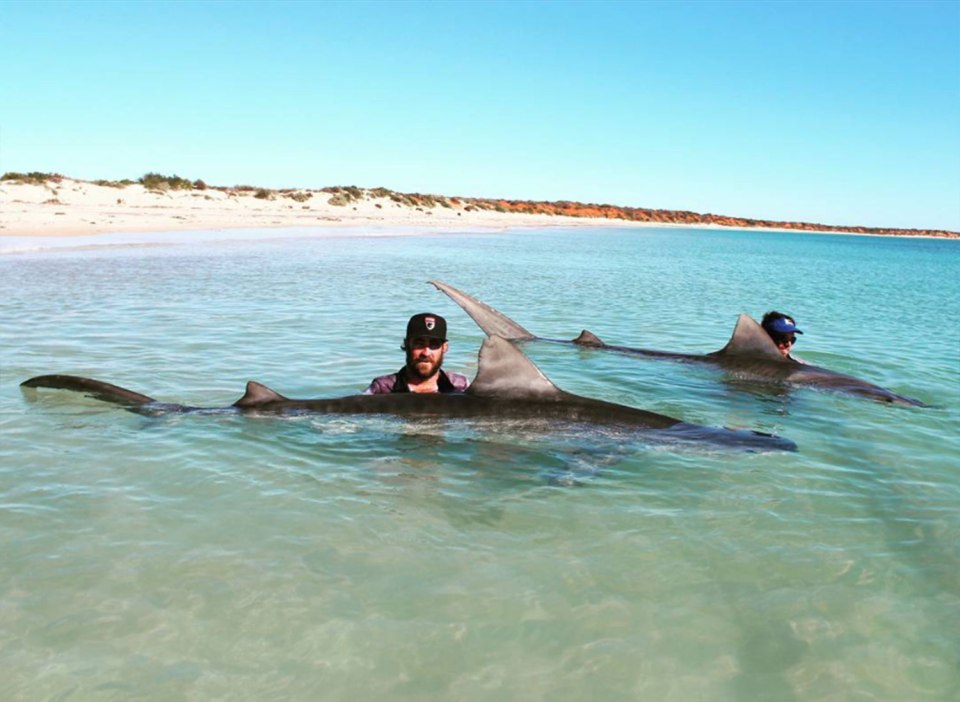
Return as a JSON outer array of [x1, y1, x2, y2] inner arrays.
[[430, 280, 927, 407], [21, 335, 795, 452]]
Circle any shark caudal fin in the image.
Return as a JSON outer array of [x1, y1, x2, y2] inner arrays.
[[467, 335, 561, 399], [713, 314, 785, 360], [20, 374, 157, 406], [430, 280, 537, 340], [232, 381, 290, 408]]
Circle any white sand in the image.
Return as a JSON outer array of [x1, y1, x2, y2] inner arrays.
[[0, 178, 632, 237]]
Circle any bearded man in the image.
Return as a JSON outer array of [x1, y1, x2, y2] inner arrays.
[[363, 313, 470, 394]]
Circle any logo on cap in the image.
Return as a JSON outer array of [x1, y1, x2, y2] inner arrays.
[[424, 317, 436, 331]]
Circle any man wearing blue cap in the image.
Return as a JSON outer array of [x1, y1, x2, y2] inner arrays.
[[364, 313, 470, 394], [761, 311, 805, 362]]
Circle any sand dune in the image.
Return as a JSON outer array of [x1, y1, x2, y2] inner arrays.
[[0, 177, 625, 237]]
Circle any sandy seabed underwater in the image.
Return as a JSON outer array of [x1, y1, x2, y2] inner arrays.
[[1, 226, 958, 700]]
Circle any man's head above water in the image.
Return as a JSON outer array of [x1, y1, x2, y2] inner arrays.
[[402, 313, 450, 383]]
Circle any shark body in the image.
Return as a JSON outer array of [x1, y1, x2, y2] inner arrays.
[[430, 280, 927, 407], [21, 335, 795, 452]]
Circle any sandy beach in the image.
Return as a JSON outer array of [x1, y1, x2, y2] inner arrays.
[[4, 176, 957, 241], [0, 177, 634, 237]]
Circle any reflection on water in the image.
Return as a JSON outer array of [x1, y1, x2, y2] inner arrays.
[[1, 227, 958, 699]]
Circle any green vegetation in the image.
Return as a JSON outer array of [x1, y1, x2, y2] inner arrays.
[[138, 173, 194, 190], [1, 171, 63, 185], [254, 189, 274, 200], [324, 186, 365, 206]]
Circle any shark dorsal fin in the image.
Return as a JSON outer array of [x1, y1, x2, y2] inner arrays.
[[466, 335, 561, 399], [233, 381, 290, 408], [572, 329, 605, 347], [715, 314, 785, 360], [430, 280, 536, 340]]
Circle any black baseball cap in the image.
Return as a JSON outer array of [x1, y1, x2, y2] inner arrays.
[[406, 313, 447, 341]]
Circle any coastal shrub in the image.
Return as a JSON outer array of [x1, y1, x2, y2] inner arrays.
[[139, 173, 193, 190], [323, 186, 363, 203], [193, 179, 207, 190], [328, 193, 350, 206], [368, 187, 392, 199], [413, 194, 438, 208], [2, 171, 63, 184], [254, 189, 273, 200], [286, 191, 312, 202]]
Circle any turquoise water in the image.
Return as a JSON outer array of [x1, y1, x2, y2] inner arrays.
[[1, 226, 958, 700]]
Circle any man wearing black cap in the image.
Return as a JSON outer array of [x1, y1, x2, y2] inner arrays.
[[363, 313, 470, 394]]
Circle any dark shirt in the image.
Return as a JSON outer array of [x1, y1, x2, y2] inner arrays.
[[363, 367, 470, 395]]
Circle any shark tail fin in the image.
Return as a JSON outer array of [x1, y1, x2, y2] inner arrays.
[[233, 381, 290, 408], [20, 374, 157, 406], [714, 314, 785, 360], [572, 329, 606, 347], [466, 335, 562, 399], [430, 280, 537, 340]]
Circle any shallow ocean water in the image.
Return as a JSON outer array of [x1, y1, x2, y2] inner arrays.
[[1, 226, 958, 700]]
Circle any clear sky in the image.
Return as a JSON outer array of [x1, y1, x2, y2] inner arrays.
[[2, 0, 958, 231]]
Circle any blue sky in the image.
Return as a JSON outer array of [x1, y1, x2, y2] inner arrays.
[[2, 0, 957, 230]]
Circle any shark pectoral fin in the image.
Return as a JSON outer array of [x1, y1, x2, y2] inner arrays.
[[715, 314, 785, 360], [466, 335, 561, 399], [572, 329, 606, 347], [233, 381, 290, 408], [429, 280, 537, 340]]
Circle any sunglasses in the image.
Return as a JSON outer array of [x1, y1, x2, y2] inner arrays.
[[775, 336, 797, 346], [409, 338, 444, 350]]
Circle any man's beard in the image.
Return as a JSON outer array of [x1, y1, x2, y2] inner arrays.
[[406, 350, 443, 381]]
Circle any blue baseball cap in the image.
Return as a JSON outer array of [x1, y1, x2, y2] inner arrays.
[[769, 317, 803, 335]]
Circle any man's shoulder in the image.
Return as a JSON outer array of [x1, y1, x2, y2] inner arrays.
[[365, 372, 400, 395], [444, 371, 470, 393]]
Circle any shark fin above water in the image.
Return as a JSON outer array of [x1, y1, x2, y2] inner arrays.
[[712, 314, 786, 361], [467, 334, 559, 399], [19, 374, 157, 406], [234, 381, 290, 408], [572, 330, 606, 347], [429, 280, 536, 340], [430, 280, 927, 407]]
